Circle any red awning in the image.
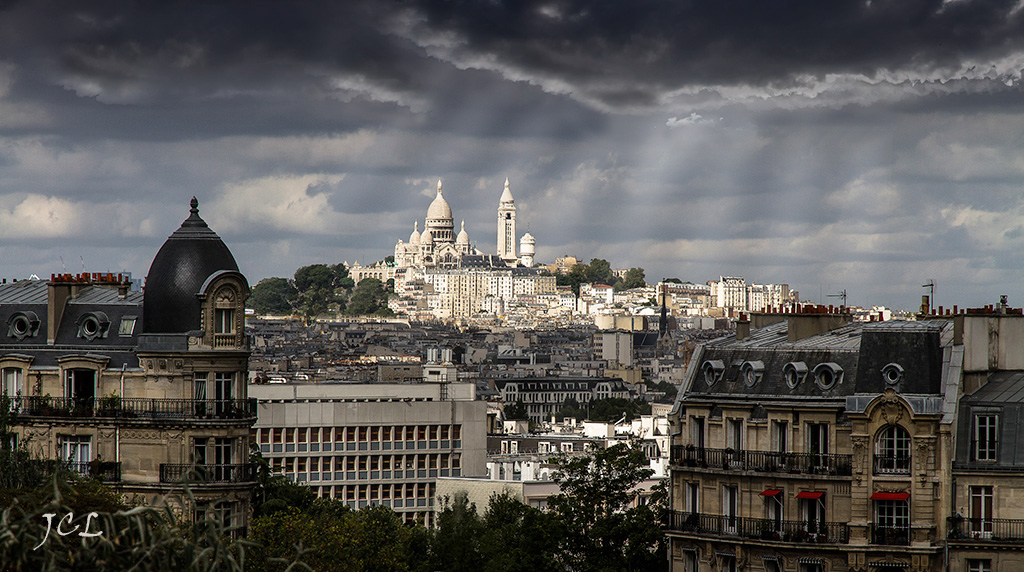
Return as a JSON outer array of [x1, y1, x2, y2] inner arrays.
[[796, 491, 824, 499], [871, 492, 910, 501], [759, 489, 782, 497]]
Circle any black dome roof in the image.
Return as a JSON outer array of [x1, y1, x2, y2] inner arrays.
[[143, 197, 239, 334]]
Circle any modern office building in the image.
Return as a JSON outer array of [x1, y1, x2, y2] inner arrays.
[[250, 381, 487, 525]]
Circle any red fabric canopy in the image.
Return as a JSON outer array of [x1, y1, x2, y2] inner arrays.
[[759, 489, 782, 497], [871, 492, 910, 501], [796, 491, 824, 499]]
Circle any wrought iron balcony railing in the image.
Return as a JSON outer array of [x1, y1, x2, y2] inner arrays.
[[947, 516, 1024, 542], [873, 454, 911, 475], [159, 463, 257, 484], [663, 510, 850, 544], [870, 524, 911, 545], [15, 396, 257, 421], [670, 446, 852, 476], [65, 461, 122, 482]]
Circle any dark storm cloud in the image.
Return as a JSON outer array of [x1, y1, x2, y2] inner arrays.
[[0, 0, 1022, 310], [400, 0, 1024, 102]]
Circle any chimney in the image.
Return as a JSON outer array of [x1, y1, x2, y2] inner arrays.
[[920, 295, 930, 316], [735, 313, 751, 341], [47, 273, 87, 344]]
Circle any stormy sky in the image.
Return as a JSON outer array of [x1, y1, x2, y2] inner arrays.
[[2, 0, 1024, 310]]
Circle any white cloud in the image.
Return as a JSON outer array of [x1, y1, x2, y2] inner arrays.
[[666, 113, 717, 127]]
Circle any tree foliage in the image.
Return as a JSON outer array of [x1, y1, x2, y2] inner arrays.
[[479, 492, 563, 572], [503, 399, 529, 421], [345, 278, 392, 317], [548, 442, 666, 572], [429, 493, 485, 572], [249, 278, 297, 315], [621, 268, 646, 290]]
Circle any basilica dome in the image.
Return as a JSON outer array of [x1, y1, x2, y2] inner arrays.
[[426, 180, 452, 221], [143, 197, 240, 334]]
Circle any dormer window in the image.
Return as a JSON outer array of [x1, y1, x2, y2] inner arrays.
[[813, 363, 844, 390], [783, 362, 808, 389], [118, 316, 137, 336], [7, 311, 40, 340], [77, 312, 110, 341]]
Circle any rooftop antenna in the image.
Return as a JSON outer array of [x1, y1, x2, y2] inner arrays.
[[59, 256, 67, 273], [80, 256, 86, 272], [827, 289, 847, 307], [923, 279, 935, 305]]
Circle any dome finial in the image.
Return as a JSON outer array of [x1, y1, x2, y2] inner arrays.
[[437, 179, 443, 194], [190, 196, 199, 213], [505, 177, 509, 188]]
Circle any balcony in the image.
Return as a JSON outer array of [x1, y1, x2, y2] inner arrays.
[[664, 510, 849, 544], [66, 461, 122, 482], [870, 524, 910, 545], [670, 446, 852, 476], [159, 463, 257, 484], [16, 396, 257, 421], [873, 454, 911, 475], [948, 516, 1024, 542]]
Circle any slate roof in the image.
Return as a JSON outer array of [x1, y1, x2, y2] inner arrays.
[[683, 319, 951, 402], [965, 371, 1024, 403]]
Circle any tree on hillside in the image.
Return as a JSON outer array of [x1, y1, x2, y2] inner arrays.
[[294, 264, 351, 320], [345, 278, 392, 316], [548, 442, 667, 572], [249, 277, 297, 315], [585, 258, 614, 286], [622, 268, 646, 290]]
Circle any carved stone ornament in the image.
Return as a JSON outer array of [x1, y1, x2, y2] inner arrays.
[[880, 388, 903, 426], [216, 289, 235, 304]]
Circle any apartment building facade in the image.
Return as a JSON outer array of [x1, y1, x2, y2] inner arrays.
[[3, 198, 255, 531], [667, 303, 1024, 572]]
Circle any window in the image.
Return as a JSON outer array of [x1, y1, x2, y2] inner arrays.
[[1, 367, 20, 400], [807, 423, 829, 470], [969, 486, 993, 538], [722, 486, 738, 534], [974, 414, 998, 462], [771, 420, 788, 453], [966, 559, 991, 572], [215, 372, 233, 415], [682, 551, 699, 572], [561, 442, 573, 452], [875, 425, 911, 475], [685, 483, 699, 514], [118, 316, 137, 336], [64, 368, 96, 408], [763, 490, 783, 531], [800, 493, 826, 536], [215, 309, 235, 334], [59, 435, 92, 474], [719, 555, 736, 572], [690, 417, 705, 449], [874, 499, 910, 544]]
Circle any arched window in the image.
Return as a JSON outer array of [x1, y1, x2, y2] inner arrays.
[[875, 425, 911, 475]]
